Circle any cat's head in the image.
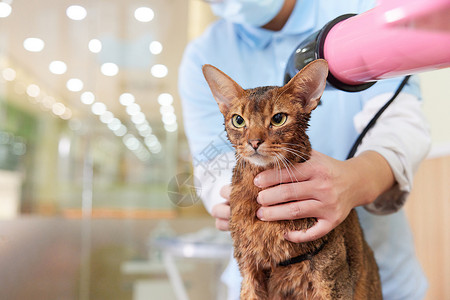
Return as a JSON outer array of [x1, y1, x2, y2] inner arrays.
[[202, 59, 328, 167]]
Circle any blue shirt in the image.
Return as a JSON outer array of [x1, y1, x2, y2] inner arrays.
[[178, 0, 428, 299]]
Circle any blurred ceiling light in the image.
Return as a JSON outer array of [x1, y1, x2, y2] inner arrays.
[[61, 108, 73, 120], [52, 103, 66, 116], [137, 151, 151, 162], [123, 134, 141, 151], [148, 142, 162, 154], [151, 64, 168, 78], [137, 123, 151, 132], [42, 96, 55, 109], [58, 137, 71, 157], [144, 135, 158, 147], [49, 60, 67, 74], [164, 123, 178, 133], [162, 113, 177, 125], [138, 128, 152, 137], [100, 111, 114, 124], [134, 7, 154, 22], [149, 41, 163, 55], [158, 93, 173, 106], [91, 102, 107, 115], [107, 118, 122, 131], [26, 84, 40, 97], [160, 105, 174, 115], [113, 124, 127, 137], [137, 124, 152, 137], [2, 68, 16, 81], [66, 5, 87, 20], [0, 2, 12, 18], [80, 91, 95, 104], [131, 112, 146, 124], [126, 103, 141, 116], [66, 78, 84, 92], [88, 39, 102, 53], [23, 38, 45, 52], [119, 93, 135, 106], [68, 119, 82, 131], [101, 62, 119, 76]]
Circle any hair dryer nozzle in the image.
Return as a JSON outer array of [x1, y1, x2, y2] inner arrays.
[[284, 14, 375, 92]]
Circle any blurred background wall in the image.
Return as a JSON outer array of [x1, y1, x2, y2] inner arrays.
[[0, 0, 197, 218], [405, 68, 450, 300], [0, 1, 448, 299]]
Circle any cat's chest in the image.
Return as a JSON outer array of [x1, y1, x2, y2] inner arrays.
[[230, 170, 261, 217], [231, 162, 265, 193]]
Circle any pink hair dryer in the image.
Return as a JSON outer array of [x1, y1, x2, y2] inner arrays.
[[284, 0, 450, 91]]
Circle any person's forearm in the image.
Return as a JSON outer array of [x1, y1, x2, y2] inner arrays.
[[353, 92, 431, 214], [345, 150, 395, 208]]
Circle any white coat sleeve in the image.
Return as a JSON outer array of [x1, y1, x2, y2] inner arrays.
[[353, 92, 431, 215], [193, 152, 235, 214]]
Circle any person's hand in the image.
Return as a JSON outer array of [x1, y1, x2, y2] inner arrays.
[[254, 150, 394, 243], [211, 184, 232, 231]]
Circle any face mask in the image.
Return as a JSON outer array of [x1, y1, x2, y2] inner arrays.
[[210, 0, 285, 27]]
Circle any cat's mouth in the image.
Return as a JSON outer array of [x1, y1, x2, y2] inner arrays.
[[244, 150, 274, 167]]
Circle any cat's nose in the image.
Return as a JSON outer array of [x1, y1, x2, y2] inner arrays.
[[248, 139, 262, 150]]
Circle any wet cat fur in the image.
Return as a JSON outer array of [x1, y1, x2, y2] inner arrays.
[[202, 60, 382, 300]]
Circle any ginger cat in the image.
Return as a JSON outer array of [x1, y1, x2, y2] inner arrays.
[[202, 59, 382, 300]]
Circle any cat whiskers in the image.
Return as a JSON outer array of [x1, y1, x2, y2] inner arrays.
[[272, 153, 287, 183], [279, 142, 325, 170], [278, 147, 316, 179], [270, 153, 281, 185], [279, 147, 309, 163], [281, 154, 306, 182], [273, 152, 300, 184], [279, 142, 309, 154], [270, 145, 311, 181], [234, 153, 245, 172]]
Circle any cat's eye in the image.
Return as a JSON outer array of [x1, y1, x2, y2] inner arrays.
[[231, 114, 246, 128], [271, 113, 287, 126]]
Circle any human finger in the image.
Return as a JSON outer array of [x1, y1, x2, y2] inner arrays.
[[254, 161, 316, 188], [219, 184, 231, 200], [215, 218, 230, 231], [257, 181, 317, 206], [211, 202, 231, 220], [284, 219, 332, 243], [256, 199, 321, 221]]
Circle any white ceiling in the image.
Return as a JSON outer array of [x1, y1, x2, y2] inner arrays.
[[0, 0, 189, 136]]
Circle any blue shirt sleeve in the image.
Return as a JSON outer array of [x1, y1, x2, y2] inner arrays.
[[178, 39, 233, 162]]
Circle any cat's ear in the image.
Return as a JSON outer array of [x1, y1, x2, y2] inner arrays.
[[285, 59, 328, 113], [202, 64, 245, 115]]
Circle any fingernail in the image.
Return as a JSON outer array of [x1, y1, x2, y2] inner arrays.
[[254, 176, 260, 187], [256, 208, 265, 220]]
